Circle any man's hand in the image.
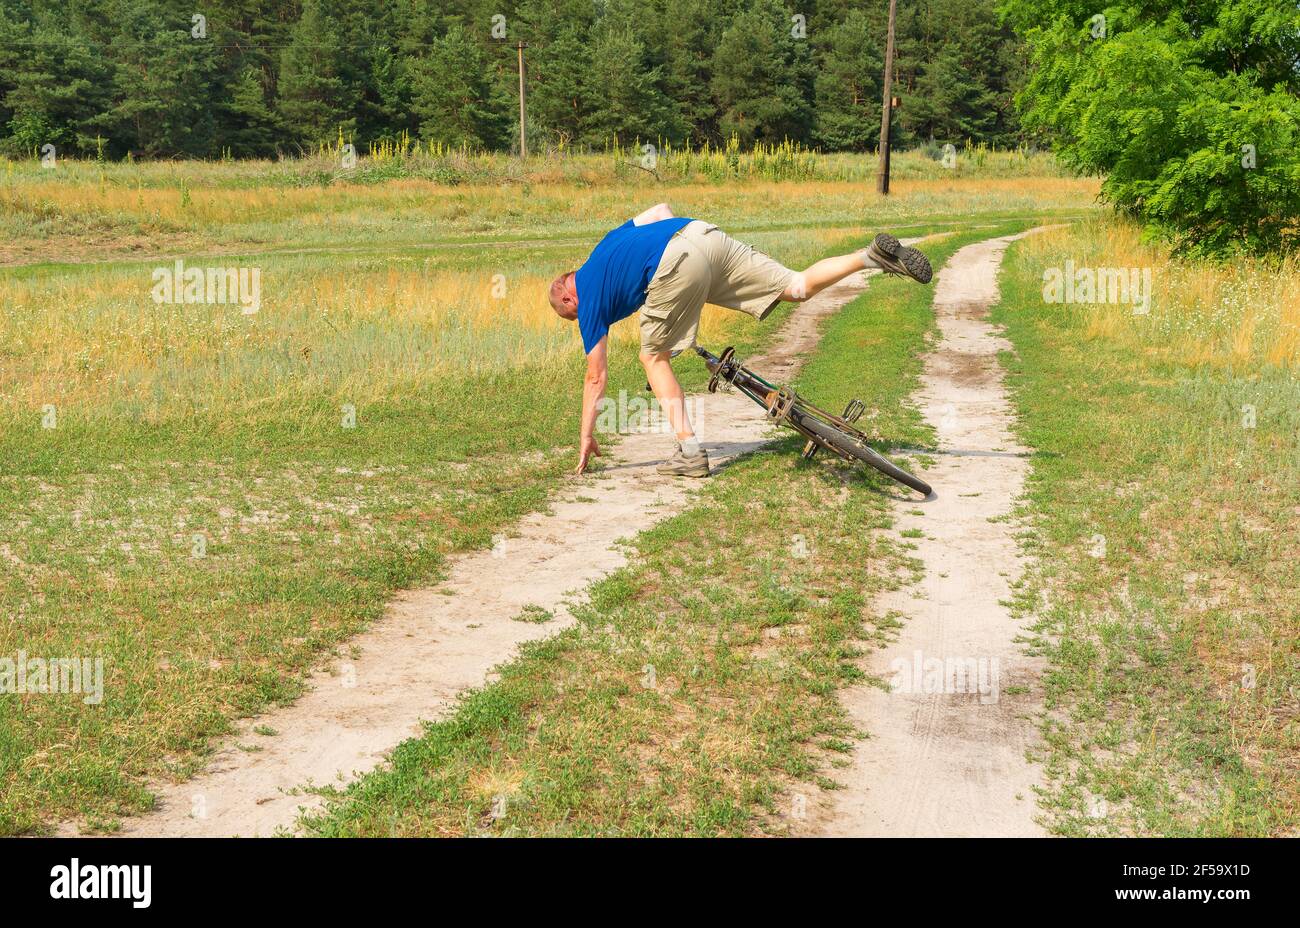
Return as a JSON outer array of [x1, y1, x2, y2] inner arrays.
[[576, 435, 601, 474]]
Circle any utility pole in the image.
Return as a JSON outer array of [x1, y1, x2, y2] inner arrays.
[[876, 0, 897, 194], [516, 40, 529, 158]]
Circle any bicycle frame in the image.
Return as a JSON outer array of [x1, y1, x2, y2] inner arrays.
[[693, 345, 871, 460]]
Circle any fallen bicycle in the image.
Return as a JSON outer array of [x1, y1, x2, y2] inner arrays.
[[695, 344, 932, 496]]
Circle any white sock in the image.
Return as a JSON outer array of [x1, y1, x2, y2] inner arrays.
[[858, 248, 882, 270], [680, 437, 700, 456]]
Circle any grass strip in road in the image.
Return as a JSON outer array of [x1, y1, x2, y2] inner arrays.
[[300, 226, 1030, 836]]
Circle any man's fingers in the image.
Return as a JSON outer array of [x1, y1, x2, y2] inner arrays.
[[576, 438, 599, 475]]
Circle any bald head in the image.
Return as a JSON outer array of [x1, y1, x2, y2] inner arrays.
[[549, 272, 578, 320]]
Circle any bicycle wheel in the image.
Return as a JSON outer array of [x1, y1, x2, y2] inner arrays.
[[793, 411, 933, 496]]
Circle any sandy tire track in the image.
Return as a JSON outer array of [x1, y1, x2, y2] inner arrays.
[[59, 256, 898, 837], [814, 229, 1052, 838]]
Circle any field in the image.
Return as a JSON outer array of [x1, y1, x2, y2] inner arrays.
[[0, 148, 1093, 834], [997, 221, 1299, 834], [298, 222, 1026, 836], [4, 145, 1294, 838]]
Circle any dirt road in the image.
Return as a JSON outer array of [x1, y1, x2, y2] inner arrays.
[[61, 261, 889, 837], [815, 230, 1051, 837]]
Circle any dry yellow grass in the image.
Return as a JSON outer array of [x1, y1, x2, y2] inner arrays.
[[0, 171, 1100, 255], [8, 175, 1093, 222], [1022, 218, 1300, 371], [0, 262, 746, 425], [1, 159, 1097, 433]]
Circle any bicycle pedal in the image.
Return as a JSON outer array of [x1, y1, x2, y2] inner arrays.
[[842, 399, 865, 424], [801, 440, 819, 460], [766, 386, 797, 422]]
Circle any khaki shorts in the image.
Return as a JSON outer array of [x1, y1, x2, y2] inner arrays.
[[639, 220, 795, 355]]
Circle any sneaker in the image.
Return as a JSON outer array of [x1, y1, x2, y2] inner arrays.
[[657, 446, 710, 477], [867, 233, 933, 284]]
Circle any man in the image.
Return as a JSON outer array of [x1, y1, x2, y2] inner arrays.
[[549, 203, 933, 476]]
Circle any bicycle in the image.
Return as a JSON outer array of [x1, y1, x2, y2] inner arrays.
[[695, 344, 933, 496]]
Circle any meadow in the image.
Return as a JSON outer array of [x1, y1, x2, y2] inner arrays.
[[4, 143, 1295, 836], [1, 146, 1089, 266], [298, 221, 1030, 837], [298, 211, 1300, 837], [998, 220, 1298, 834]]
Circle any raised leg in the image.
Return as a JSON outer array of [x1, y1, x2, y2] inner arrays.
[[780, 234, 932, 301], [780, 252, 877, 302]]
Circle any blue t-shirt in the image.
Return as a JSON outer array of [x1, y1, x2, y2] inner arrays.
[[575, 217, 693, 353]]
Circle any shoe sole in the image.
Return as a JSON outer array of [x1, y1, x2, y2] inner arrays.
[[872, 233, 933, 284]]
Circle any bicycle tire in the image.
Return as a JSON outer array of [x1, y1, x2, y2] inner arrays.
[[793, 411, 933, 496]]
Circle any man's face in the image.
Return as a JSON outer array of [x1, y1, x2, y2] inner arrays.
[[549, 272, 578, 320]]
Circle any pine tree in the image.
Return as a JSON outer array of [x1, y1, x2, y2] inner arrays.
[[225, 67, 282, 157], [645, 0, 727, 144], [813, 9, 882, 151], [580, 22, 681, 148], [277, 0, 356, 148], [0, 0, 1038, 157], [410, 25, 511, 149], [1, 15, 113, 155], [897, 0, 1004, 145], [93, 2, 223, 157], [710, 0, 814, 145]]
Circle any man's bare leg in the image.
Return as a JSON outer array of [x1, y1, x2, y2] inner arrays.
[[781, 253, 874, 302], [640, 350, 693, 441], [781, 234, 932, 302], [641, 349, 710, 476]]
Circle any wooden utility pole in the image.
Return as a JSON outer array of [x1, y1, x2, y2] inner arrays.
[[516, 40, 529, 158], [876, 0, 897, 194]]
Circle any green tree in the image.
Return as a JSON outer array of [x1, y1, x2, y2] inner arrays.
[[580, 22, 681, 147], [527, 26, 590, 147], [93, 3, 223, 157], [1004, 0, 1300, 254], [410, 25, 510, 149], [813, 9, 882, 151], [879, 0, 1021, 150], [1, 16, 113, 155], [0, 0, 1036, 158], [710, 0, 814, 144], [514, 0, 600, 148], [224, 67, 282, 157], [644, 0, 727, 145], [277, 0, 356, 148]]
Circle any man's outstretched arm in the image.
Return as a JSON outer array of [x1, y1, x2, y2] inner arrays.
[[632, 202, 675, 226], [576, 336, 608, 474]]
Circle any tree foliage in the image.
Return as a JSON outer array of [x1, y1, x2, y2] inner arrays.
[[1003, 0, 1300, 255]]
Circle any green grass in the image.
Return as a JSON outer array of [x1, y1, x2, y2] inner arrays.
[[0, 145, 1072, 199], [994, 230, 1299, 836], [302, 454, 911, 837], [298, 225, 1027, 837]]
